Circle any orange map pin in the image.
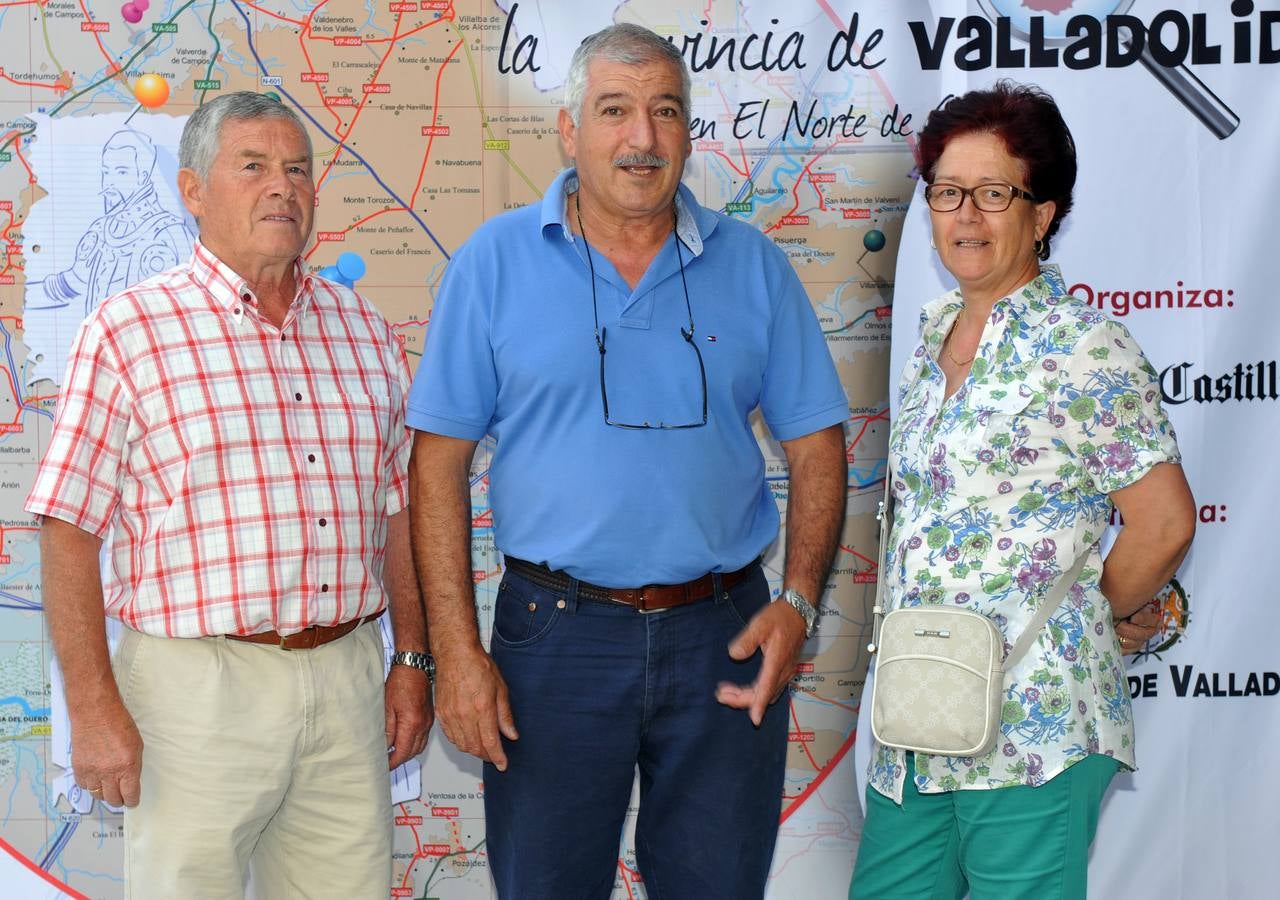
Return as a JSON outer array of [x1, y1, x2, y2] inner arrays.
[[134, 73, 169, 107], [123, 73, 169, 125]]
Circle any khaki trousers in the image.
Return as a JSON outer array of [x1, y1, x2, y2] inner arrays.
[[111, 620, 391, 899]]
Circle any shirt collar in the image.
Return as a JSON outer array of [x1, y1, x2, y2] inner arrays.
[[189, 240, 316, 318], [539, 167, 717, 256], [920, 263, 1068, 333]]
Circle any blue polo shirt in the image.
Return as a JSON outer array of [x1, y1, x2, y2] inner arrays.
[[407, 168, 848, 586]]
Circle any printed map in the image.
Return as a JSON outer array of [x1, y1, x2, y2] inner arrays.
[[0, 1, 912, 895]]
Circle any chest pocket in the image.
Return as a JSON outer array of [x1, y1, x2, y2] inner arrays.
[[324, 389, 398, 469], [954, 376, 1055, 477]]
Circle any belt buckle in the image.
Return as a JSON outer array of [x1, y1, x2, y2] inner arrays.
[[281, 626, 320, 651], [636, 589, 660, 614], [636, 584, 687, 613]]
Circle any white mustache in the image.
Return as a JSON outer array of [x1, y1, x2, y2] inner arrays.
[[613, 154, 668, 168]]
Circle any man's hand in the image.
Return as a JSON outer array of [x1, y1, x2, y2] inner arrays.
[[43, 518, 141, 807], [723, 423, 842, 725], [1116, 602, 1161, 654], [72, 699, 143, 808], [384, 665, 434, 769], [715, 599, 807, 726], [433, 646, 518, 770]]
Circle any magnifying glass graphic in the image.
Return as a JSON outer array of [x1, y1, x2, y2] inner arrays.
[[976, 0, 1239, 139]]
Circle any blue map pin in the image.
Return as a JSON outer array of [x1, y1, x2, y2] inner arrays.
[[336, 251, 366, 286]]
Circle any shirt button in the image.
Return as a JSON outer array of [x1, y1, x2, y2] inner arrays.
[[295, 392, 303, 401], [318, 517, 327, 527], [321, 584, 329, 593], [308, 453, 316, 463]]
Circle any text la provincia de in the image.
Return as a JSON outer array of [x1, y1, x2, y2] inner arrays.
[[498, 3, 1278, 142]]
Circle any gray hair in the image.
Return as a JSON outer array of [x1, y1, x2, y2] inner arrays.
[[562, 23, 691, 127], [179, 91, 312, 180]]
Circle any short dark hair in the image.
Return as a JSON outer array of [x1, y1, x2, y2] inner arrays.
[[917, 81, 1076, 260]]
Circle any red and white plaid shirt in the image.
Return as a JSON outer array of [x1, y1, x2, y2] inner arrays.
[[26, 242, 412, 638]]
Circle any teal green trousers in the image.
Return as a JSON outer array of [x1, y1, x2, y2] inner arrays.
[[850, 753, 1120, 900]]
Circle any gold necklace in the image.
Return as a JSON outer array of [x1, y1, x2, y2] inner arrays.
[[945, 310, 976, 367], [946, 345, 975, 367]]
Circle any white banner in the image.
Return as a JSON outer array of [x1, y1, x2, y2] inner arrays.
[[883, 3, 1280, 897]]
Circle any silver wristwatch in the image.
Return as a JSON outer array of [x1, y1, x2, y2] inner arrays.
[[390, 650, 436, 683], [776, 588, 818, 638]]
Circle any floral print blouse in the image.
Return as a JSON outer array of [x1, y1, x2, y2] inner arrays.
[[868, 266, 1181, 803]]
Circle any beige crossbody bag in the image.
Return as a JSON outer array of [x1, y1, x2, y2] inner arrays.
[[867, 468, 1088, 757]]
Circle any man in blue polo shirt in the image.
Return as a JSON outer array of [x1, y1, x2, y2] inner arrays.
[[407, 22, 848, 899]]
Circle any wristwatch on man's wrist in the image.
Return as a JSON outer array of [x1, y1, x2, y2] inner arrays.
[[776, 588, 818, 638], [390, 650, 436, 683]]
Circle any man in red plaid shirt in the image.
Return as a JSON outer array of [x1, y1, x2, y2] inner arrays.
[[26, 92, 432, 899]]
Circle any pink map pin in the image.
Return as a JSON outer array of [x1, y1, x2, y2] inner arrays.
[[121, 3, 142, 23]]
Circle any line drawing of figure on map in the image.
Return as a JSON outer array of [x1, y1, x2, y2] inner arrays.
[[35, 129, 193, 316]]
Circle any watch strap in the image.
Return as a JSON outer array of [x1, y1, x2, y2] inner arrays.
[[778, 588, 818, 638], [390, 649, 435, 682]]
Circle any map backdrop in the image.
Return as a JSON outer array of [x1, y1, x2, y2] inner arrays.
[[0, 1, 1275, 898]]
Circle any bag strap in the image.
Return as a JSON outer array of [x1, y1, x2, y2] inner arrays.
[[1004, 550, 1089, 669], [867, 464, 895, 655], [869, 461, 1092, 667]]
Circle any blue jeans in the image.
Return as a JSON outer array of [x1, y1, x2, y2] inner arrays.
[[484, 564, 787, 900]]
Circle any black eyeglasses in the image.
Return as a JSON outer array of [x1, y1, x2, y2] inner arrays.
[[576, 197, 708, 430], [924, 181, 1038, 213]]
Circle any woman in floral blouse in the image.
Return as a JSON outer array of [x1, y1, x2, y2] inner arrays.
[[850, 82, 1196, 899]]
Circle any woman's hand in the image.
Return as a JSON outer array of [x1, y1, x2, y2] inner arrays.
[[1114, 602, 1161, 654]]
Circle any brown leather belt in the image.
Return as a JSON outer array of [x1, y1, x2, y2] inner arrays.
[[503, 557, 758, 612], [225, 612, 382, 651]]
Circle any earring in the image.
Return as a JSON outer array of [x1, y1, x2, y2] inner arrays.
[[1033, 238, 1045, 258]]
